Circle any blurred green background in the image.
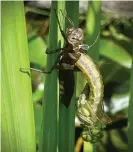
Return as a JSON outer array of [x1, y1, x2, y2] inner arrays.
[[2, 1, 133, 152], [25, 1, 132, 152]]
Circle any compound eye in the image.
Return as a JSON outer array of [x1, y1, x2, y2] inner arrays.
[[66, 28, 74, 35], [90, 128, 104, 141], [90, 128, 100, 135], [81, 131, 92, 142], [77, 28, 83, 33], [76, 28, 84, 40]]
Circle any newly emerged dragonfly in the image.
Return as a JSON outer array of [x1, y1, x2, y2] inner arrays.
[[74, 58, 112, 143], [76, 83, 111, 143], [68, 51, 112, 142]]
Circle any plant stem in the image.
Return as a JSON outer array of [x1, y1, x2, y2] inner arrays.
[[39, 2, 58, 152], [58, 1, 79, 152], [128, 53, 133, 152]]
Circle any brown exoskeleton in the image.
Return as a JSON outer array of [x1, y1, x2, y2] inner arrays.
[[21, 10, 97, 107], [21, 9, 89, 107]]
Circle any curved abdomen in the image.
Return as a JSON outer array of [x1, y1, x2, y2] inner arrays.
[[75, 53, 104, 113]]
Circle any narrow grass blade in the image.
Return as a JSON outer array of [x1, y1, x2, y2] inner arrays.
[[39, 2, 58, 152], [2, 2, 36, 152], [128, 54, 133, 152], [58, 1, 79, 152]]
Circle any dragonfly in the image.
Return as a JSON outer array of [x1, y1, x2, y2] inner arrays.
[[21, 9, 111, 141], [76, 81, 111, 143]]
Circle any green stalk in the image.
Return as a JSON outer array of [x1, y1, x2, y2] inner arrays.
[[39, 2, 58, 152], [2, 2, 36, 152], [57, 1, 66, 152], [128, 55, 133, 152], [58, 2, 79, 152], [84, 1, 101, 152]]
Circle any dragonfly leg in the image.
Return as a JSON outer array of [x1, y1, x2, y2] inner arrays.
[[45, 47, 64, 54], [20, 54, 61, 74]]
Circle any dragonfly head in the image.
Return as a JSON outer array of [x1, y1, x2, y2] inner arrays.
[[81, 127, 104, 143], [81, 129, 92, 142], [66, 28, 84, 50]]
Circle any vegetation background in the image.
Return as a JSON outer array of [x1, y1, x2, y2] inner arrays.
[[2, 1, 133, 152]]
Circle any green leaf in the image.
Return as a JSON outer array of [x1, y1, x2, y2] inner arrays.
[[32, 82, 44, 103], [100, 39, 132, 69], [28, 37, 47, 66], [100, 62, 130, 84], [34, 104, 42, 143], [2, 2, 36, 152], [39, 2, 58, 152], [128, 56, 133, 152], [58, 2, 78, 152]]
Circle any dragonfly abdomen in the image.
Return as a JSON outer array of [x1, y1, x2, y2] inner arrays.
[[75, 53, 104, 113]]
